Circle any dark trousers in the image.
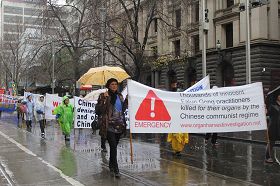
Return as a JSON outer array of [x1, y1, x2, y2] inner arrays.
[[107, 131, 121, 172], [39, 120, 45, 134], [265, 141, 275, 159], [205, 133, 218, 144], [101, 137, 106, 149], [26, 120, 32, 132]]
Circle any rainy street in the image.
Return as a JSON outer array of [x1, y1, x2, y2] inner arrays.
[[0, 112, 279, 186]]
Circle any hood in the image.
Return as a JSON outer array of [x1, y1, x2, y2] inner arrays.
[[63, 96, 69, 102]]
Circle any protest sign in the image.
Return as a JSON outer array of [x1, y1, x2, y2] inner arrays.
[[74, 97, 96, 128], [45, 94, 74, 120], [0, 94, 17, 112], [45, 94, 62, 120], [128, 80, 267, 133], [184, 75, 210, 92]]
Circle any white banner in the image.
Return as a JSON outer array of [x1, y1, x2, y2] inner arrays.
[[74, 96, 96, 128], [184, 75, 210, 92], [127, 80, 267, 133], [45, 94, 74, 120], [45, 93, 62, 120]]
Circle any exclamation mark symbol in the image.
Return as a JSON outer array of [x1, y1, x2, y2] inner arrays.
[[150, 97, 155, 118]]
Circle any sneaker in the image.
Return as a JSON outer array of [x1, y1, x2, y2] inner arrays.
[[65, 136, 70, 141], [265, 158, 273, 163], [41, 133, 45, 139]]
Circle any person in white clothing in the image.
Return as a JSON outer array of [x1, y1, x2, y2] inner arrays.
[[35, 95, 45, 138]]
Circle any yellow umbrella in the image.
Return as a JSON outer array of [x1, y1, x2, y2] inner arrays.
[[78, 66, 130, 85]]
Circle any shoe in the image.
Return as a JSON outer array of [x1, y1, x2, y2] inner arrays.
[[204, 139, 208, 144], [175, 151, 182, 156], [265, 158, 273, 163], [41, 133, 45, 139], [114, 170, 120, 178], [101, 148, 107, 153], [65, 136, 70, 141]]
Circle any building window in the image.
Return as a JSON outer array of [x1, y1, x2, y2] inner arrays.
[[175, 9, 181, 28], [4, 15, 23, 24], [193, 35, 199, 54], [4, 6, 23, 15], [24, 8, 42, 16], [226, 0, 234, 8], [225, 23, 233, 48], [154, 18, 158, 33], [174, 40, 180, 57], [195, 2, 199, 22]]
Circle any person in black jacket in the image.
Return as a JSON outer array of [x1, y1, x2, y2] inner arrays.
[[265, 92, 280, 163], [95, 78, 127, 178]]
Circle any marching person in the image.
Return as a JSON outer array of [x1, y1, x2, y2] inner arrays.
[[265, 91, 280, 163], [95, 78, 127, 178], [35, 95, 46, 138], [167, 80, 189, 156], [26, 94, 34, 132], [53, 96, 74, 141]]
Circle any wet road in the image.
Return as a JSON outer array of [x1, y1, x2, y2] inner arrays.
[[0, 112, 279, 185]]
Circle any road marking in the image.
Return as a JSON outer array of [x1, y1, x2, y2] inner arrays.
[[0, 130, 84, 186], [0, 160, 15, 186]]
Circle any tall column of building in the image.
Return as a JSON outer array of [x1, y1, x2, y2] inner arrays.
[[268, 0, 279, 41], [251, 5, 268, 40], [207, 1, 215, 49]]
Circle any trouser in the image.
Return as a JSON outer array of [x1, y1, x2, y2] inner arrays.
[[101, 137, 106, 149], [26, 120, 32, 131], [265, 141, 275, 159], [205, 133, 218, 144], [107, 131, 121, 172], [39, 120, 45, 134]]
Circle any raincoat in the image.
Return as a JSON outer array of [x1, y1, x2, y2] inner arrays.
[[53, 96, 74, 136], [167, 133, 189, 152], [35, 97, 45, 121]]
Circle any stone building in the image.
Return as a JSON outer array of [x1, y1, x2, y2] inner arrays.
[[130, 0, 280, 91]]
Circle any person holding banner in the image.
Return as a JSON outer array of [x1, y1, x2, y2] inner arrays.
[[53, 96, 74, 141], [167, 81, 189, 156], [265, 92, 280, 163], [35, 95, 46, 138], [26, 94, 34, 131], [95, 78, 127, 178]]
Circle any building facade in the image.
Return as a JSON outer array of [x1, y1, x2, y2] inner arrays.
[[125, 0, 280, 91]]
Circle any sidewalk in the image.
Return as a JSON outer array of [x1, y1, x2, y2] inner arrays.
[[0, 113, 265, 186]]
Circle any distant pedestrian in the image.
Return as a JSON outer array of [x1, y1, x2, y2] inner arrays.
[[167, 80, 189, 156], [26, 94, 34, 132], [265, 92, 280, 163], [53, 96, 74, 141], [35, 95, 45, 138], [96, 78, 127, 178], [205, 86, 219, 146]]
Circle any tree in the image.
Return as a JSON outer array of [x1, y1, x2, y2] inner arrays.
[[0, 27, 40, 91], [101, 0, 195, 80], [44, 0, 100, 83]]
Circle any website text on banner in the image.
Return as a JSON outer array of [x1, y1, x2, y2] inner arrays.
[[74, 96, 96, 128], [127, 80, 267, 133]]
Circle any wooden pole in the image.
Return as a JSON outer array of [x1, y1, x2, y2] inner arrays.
[[129, 131, 133, 164]]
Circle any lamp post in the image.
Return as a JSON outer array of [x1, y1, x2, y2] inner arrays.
[[51, 41, 55, 94], [99, 7, 106, 67]]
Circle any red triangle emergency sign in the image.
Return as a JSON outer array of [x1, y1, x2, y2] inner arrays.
[[135, 90, 171, 121]]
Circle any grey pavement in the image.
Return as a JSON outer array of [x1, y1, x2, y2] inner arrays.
[[0, 112, 279, 186]]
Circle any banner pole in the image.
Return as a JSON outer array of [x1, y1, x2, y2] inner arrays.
[[129, 130, 133, 164]]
